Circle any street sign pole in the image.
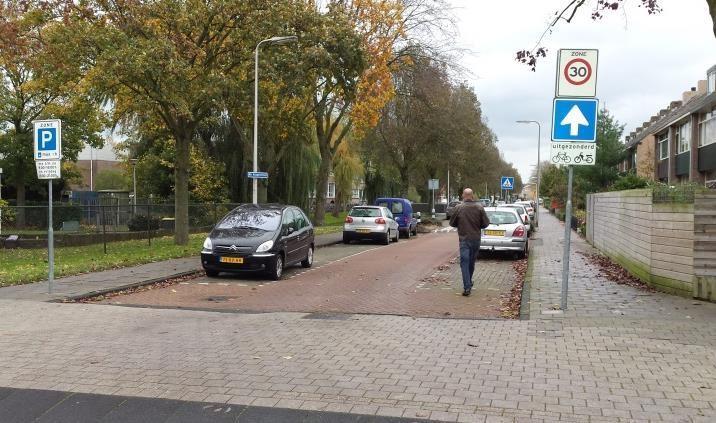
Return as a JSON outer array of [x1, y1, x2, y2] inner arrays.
[[561, 165, 573, 311], [48, 179, 54, 294]]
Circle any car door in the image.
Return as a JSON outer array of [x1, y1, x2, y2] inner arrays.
[[291, 208, 310, 260], [280, 209, 300, 264], [384, 209, 397, 237]]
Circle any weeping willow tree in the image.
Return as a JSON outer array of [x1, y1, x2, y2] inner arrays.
[[332, 139, 364, 216], [268, 140, 319, 212]]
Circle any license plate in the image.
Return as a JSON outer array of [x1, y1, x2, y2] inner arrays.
[[485, 230, 505, 236], [220, 257, 244, 264], [356, 229, 371, 234]]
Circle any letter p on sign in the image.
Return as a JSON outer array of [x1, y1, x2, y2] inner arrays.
[[39, 128, 56, 151]]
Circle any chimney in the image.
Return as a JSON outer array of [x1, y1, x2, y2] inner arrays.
[[683, 88, 697, 103], [697, 80, 707, 94], [670, 100, 682, 109]]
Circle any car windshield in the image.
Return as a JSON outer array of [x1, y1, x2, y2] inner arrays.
[[349, 207, 381, 218], [216, 209, 282, 231], [507, 205, 526, 214], [486, 211, 518, 225]]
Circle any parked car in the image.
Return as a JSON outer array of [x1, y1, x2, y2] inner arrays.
[[201, 204, 314, 280], [504, 204, 531, 234], [480, 207, 528, 258], [374, 197, 418, 238], [446, 201, 461, 220], [515, 200, 535, 220], [344, 205, 399, 245]]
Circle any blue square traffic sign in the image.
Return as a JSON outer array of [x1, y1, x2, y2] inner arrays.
[[37, 128, 57, 151], [500, 176, 514, 190], [551, 98, 599, 142]]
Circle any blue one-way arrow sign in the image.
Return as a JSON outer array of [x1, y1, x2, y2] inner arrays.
[[500, 176, 514, 190], [552, 98, 599, 142]]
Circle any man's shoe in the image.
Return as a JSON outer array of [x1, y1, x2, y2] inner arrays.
[[462, 289, 471, 297]]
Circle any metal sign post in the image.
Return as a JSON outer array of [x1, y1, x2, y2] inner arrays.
[[561, 166, 573, 310], [33, 119, 62, 295]]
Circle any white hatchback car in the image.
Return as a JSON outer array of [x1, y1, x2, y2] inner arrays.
[[480, 207, 529, 258], [343, 206, 399, 245]]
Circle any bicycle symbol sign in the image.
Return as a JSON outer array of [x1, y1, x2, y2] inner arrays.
[[550, 143, 596, 166]]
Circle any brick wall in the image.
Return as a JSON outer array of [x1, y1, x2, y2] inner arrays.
[[586, 189, 696, 298]]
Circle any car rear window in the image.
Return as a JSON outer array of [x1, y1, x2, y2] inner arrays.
[[486, 211, 518, 225], [349, 207, 381, 218], [217, 209, 282, 231], [506, 205, 526, 214], [377, 201, 403, 214]]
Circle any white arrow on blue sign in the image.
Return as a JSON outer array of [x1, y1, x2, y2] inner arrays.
[[500, 176, 514, 190], [247, 171, 269, 179], [551, 98, 599, 142]]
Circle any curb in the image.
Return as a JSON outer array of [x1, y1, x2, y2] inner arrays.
[[53, 269, 205, 303], [519, 244, 535, 320]]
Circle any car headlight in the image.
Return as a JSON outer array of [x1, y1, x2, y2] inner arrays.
[[203, 237, 212, 251], [256, 240, 274, 253]]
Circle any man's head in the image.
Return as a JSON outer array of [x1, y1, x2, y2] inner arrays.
[[462, 188, 474, 201]]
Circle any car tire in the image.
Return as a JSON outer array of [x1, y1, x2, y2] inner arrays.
[[204, 268, 219, 277], [402, 229, 411, 239], [269, 254, 284, 280], [412, 225, 418, 236], [382, 231, 390, 245], [301, 246, 314, 268], [392, 229, 399, 242], [343, 233, 351, 244]]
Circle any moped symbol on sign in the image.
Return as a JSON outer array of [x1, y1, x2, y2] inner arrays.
[[556, 49, 598, 97], [33, 119, 62, 160]]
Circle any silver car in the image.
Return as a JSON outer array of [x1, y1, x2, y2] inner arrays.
[[343, 206, 399, 245], [515, 201, 535, 221], [504, 204, 531, 234], [480, 207, 529, 258]]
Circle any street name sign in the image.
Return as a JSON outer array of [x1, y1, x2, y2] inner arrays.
[[500, 176, 514, 190], [33, 119, 62, 160], [556, 49, 598, 97], [247, 171, 269, 179], [36, 160, 62, 179], [428, 179, 439, 190], [551, 98, 599, 142]]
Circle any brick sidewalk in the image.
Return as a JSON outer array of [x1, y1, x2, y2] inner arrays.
[[528, 208, 716, 322]]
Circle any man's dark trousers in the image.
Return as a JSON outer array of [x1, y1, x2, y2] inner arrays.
[[459, 239, 480, 291]]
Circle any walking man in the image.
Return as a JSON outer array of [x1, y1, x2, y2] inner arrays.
[[449, 188, 490, 296]]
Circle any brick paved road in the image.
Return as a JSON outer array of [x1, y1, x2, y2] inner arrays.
[[96, 232, 520, 319]]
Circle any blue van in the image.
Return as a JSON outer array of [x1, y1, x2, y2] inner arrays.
[[374, 198, 418, 238]]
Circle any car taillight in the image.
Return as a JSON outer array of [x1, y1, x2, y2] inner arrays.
[[375, 218, 386, 224], [345, 216, 353, 223], [513, 226, 525, 237]]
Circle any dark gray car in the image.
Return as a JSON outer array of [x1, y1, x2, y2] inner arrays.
[[445, 201, 461, 220]]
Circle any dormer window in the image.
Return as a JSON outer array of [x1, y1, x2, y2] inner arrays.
[[709, 67, 716, 94]]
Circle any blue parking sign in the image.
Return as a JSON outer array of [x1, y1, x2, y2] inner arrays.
[[551, 98, 599, 142], [33, 119, 62, 160]]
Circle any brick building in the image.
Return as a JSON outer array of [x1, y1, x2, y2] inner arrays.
[[621, 64, 716, 187]]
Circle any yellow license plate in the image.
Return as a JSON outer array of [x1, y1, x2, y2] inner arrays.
[[356, 229, 371, 233], [220, 257, 244, 264], [485, 230, 505, 236]]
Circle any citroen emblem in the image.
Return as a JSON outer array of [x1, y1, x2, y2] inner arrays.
[[230, 245, 238, 252]]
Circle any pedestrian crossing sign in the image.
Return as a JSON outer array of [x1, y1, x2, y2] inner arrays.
[[501, 176, 514, 190]]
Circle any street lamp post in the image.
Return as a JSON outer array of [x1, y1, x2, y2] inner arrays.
[[253, 35, 298, 205], [516, 120, 541, 227], [130, 159, 138, 215]]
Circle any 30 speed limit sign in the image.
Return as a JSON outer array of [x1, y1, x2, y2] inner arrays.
[[556, 49, 598, 97]]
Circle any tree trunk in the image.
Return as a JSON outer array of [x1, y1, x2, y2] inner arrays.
[[15, 163, 26, 228], [174, 133, 191, 245], [313, 146, 332, 226]]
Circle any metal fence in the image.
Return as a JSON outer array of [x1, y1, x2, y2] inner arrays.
[[0, 201, 245, 248]]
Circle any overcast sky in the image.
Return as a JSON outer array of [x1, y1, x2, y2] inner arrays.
[[451, 0, 716, 182]]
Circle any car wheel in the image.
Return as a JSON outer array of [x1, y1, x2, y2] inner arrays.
[[343, 233, 351, 244], [393, 229, 399, 242], [204, 268, 219, 277], [301, 246, 314, 268], [412, 225, 418, 236], [382, 230, 390, 245], [402, 228, 411, 239], [269, 254, 284, 280]]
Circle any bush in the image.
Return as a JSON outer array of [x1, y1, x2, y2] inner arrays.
[[610, 173, 649, 191], [0, 199, 15, 227], [127, 214, 161, 231]]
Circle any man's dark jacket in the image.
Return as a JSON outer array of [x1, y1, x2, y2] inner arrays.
[[449, 200, 490, 241]]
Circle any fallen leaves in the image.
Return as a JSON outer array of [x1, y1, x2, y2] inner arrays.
[[65, 272, 202, 303], [577, 252, 653, 291], [499, 258, 528, 319]]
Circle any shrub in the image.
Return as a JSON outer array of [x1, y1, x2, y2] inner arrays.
[[610, 173, 649, 191], [127, 214, 161, 231]]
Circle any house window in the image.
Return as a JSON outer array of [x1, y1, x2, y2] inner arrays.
[[327, 182, 336, 199], [676, 122, 691, 154], [658, 132, 669, 160], [700, 110, 716, 147], [709, 70, 716, 94]]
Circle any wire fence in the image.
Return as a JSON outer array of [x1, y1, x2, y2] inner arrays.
[[0, 200, 244, 249]]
